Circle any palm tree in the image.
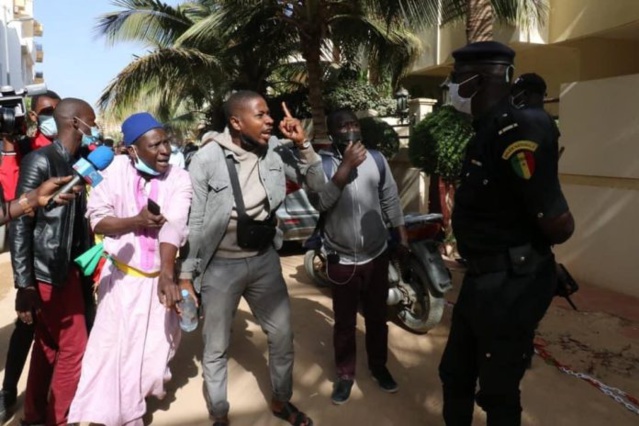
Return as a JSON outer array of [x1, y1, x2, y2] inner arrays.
[[178, 0, 433, 142], [96, 1, 217, 121], [440, 0, 549, 43], [96, 0, 300, 126], [97, 0, 433, 141]]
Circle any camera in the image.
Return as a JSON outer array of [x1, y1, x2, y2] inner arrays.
[[0, 83, 47, 136]]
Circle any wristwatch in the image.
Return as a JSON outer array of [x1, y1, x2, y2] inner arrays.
[[299, 139, 312, 150]]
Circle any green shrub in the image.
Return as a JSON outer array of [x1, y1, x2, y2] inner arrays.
[[324, 80, 396, 116], [408, 105, 474, 183]]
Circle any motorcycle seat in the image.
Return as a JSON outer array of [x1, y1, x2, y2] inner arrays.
[[404, 213, 444, 226]]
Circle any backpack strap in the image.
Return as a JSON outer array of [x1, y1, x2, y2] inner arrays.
[[320, 152, 334, 181], [368, 149, 386, 192]]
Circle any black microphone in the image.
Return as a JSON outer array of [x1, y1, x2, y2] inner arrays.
[[44, 146, 115, 211]]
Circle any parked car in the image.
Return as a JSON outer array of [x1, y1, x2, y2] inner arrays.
[[274, 141, 321, 242], [276, 179, 320, 242]]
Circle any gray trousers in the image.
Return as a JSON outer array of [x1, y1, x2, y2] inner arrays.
[[200, 247, 294, 418]]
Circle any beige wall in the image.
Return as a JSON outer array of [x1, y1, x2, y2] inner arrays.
[[549, 0, 639, 42], [564, 38, 639, 81], [554, 73, 639, 298], [510, 38, 639, 118]]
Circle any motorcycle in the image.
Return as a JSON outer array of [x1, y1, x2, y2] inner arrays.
[[303, 213, 453, 334]]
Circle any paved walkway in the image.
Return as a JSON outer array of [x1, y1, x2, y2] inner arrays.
[[0, 249, 637, 425]]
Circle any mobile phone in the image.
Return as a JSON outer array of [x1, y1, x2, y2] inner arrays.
[[147, 199, 161, 215]]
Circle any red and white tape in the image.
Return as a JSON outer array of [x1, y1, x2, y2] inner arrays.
[[444, 300, 639, 415]]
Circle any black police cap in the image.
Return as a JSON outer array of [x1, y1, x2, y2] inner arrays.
[[513, 73, 547, 95], [452, 41, 515, 65]]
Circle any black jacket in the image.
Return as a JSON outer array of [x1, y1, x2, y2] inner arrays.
[[10, 141, 92, 288]]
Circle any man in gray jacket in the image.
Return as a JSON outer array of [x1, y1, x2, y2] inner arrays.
[[179, 91, 323, 426], [305, 108, 409, 405]]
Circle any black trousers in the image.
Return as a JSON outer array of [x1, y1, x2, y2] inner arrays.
[[2, 319, 35, 393], [439, 253, 556, 426]]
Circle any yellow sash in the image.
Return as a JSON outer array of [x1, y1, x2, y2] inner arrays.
[[110, 256, 161, 278]]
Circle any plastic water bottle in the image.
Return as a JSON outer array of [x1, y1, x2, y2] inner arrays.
[[179, 289, 198, 332]]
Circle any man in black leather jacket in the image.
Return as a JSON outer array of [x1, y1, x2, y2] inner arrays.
[[10, 98, 96, 426]]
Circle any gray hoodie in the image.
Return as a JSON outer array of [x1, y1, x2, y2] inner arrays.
[[305, 149, 404, 264]]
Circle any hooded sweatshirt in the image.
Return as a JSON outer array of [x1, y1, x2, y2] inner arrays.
[[215, 134, 269, 258]]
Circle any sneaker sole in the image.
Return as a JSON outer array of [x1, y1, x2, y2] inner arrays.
[[331, 397, 350, 405], [371, 375, 399, 393]]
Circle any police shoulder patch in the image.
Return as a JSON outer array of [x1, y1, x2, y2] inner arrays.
[[502, 140, 538, 180]]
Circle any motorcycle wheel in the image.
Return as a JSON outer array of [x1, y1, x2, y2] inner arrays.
[[394, 259, 445, 334], [304, 250, 330, 287]]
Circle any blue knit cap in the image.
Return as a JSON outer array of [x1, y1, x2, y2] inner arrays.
[[121, 112, 163, 146]]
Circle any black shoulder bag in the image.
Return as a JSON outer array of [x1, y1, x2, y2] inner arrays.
[[225, 156, 277, 251]]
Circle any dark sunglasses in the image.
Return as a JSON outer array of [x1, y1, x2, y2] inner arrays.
[[37, 107, 55, 116]]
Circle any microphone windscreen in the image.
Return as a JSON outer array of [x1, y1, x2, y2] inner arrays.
[[87, 146, 115, 171]]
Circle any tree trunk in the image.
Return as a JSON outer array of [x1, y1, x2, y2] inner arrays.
[[302, 37, 329, 146], [466, 0, 494, 42]]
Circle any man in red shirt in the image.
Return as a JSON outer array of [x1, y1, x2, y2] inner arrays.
[[0, 90, 60, 423]]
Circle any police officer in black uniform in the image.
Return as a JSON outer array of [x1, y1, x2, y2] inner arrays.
[[511, 73, 547, 110], [439, 41, 575, 425]]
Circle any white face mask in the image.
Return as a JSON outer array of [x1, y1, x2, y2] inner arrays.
[[38, 115, 58, 138], [448, 74, 479, 115]]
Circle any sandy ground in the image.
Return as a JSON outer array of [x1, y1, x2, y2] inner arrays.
[[0, 247, 638, 426]]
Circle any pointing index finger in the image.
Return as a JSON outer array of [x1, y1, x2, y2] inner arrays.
[[282, 102, 293, 118]]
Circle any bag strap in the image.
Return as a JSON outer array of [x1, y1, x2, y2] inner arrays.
[[224, 155, 248, 218]]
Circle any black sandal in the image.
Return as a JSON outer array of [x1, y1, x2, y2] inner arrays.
[[272, 402, 313, 426]]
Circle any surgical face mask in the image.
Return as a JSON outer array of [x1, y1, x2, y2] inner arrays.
[[448, 74, 479, 115], [37, 115, 57, 138], [132, 146, 161, 176], [331, 129, 362, 153], [75, 117, 101, 147]]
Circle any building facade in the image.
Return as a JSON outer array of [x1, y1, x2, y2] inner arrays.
[[1, 0, 42, 90]]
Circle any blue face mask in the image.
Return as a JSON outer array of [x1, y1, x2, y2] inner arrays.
[[82, 127, 101, 147], [132, 147, 161, 176], [37, 115, 58, 138], [75, 117, 101, 146]]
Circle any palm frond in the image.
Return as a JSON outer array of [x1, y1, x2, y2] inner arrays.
[[330, 13, 423, 89], [96, 0, 195, 48], [362, 0, 441, 29], [99, 47, 222, 114]]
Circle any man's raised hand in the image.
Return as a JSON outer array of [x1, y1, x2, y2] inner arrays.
[[278, 102, 306, 146]]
